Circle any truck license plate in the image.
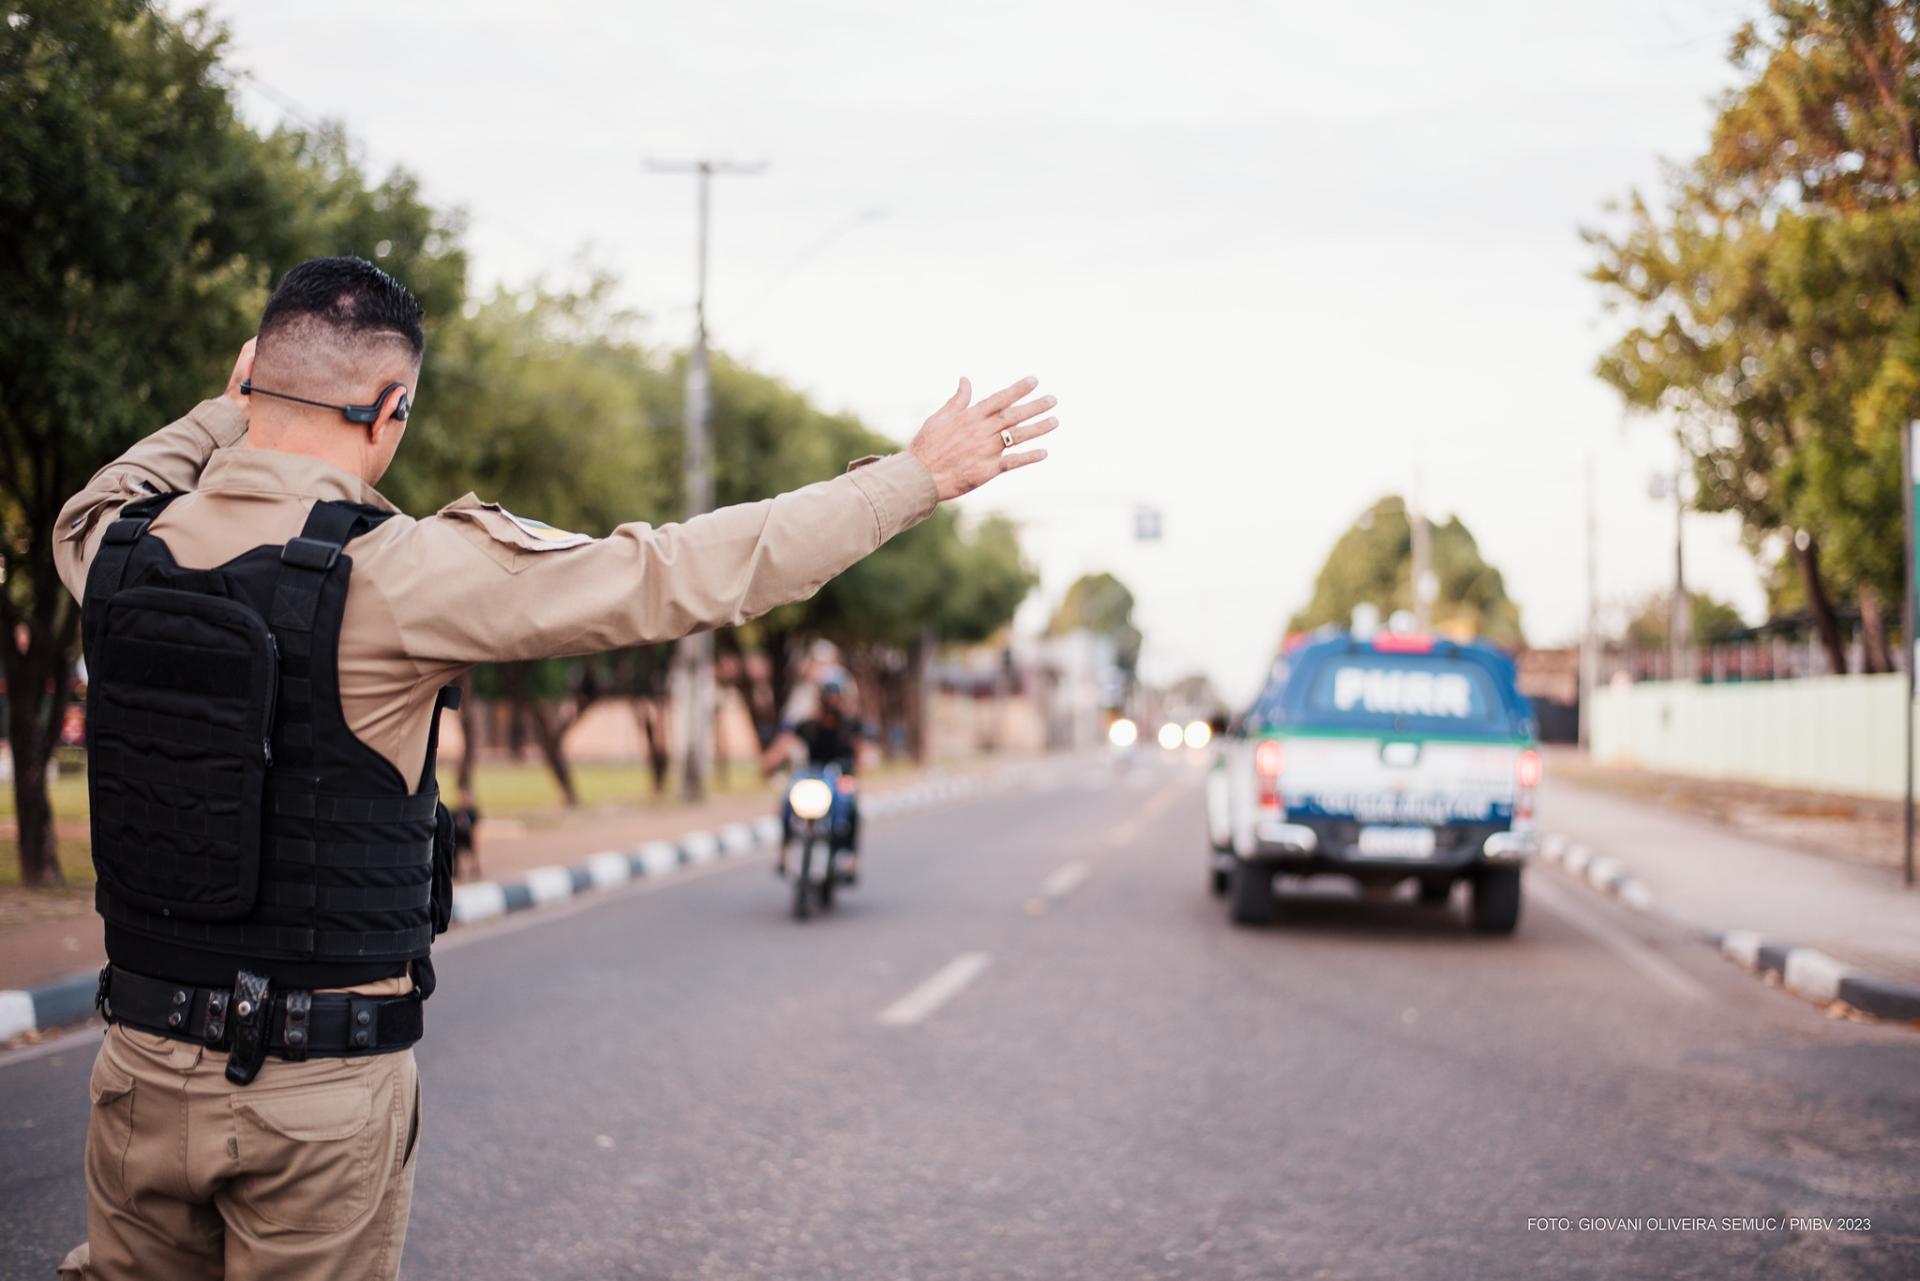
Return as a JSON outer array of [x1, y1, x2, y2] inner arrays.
[[1357, 826, 1437, 858]]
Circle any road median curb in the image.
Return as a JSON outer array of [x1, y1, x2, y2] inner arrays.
[[1539, 832, 1920, 1026], [2, 771, 991, 1044]]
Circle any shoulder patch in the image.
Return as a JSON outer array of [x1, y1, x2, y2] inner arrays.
[[436, 497, 596, 569], [498, 508, 593, 550]]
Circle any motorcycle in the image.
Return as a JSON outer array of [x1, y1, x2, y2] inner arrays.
[[781, 763, 858, 920]]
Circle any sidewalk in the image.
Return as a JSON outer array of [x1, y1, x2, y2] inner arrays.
[[1546, 749, 1906, 875], [1538, 755, 1920, 997]]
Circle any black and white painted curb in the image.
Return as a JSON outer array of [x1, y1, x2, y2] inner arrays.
[[453, 772, 987, 926], [0, 970, 102, 1044], [1712, 930, 1920, 1022], [1537, 833, 1657, 914], [0, 773, 991, 1043], [1537, 832, 1920, 1024]]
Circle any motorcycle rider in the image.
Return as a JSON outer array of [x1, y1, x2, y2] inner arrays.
[[761, 676, 875, 879]]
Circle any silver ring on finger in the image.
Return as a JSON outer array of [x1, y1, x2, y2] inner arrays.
[[1000, 429, 1015, 448]]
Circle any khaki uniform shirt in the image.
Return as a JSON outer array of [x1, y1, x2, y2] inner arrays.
[[55, 397, 939, 790]]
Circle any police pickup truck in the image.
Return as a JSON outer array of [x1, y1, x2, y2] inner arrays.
[[1205, 630, 1541, 933]]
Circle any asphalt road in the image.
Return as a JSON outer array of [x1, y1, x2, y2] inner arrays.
[[3, 759, 1917, 1279]]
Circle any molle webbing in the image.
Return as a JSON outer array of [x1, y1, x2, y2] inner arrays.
[[83, 496, 439, 980]]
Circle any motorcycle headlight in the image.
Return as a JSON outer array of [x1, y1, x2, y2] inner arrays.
[[788, 777, 834, 821]]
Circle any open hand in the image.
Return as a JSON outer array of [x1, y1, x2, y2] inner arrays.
[[909, 376, 1057, 501]]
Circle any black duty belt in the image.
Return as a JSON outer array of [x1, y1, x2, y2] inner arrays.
[[97, 964, 423, 1085]]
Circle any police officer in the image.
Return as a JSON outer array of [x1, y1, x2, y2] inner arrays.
[[51, 256, 1058, 1280]]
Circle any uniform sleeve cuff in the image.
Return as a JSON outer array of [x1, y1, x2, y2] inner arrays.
[[188, 397, 249, 450], [846, 452, 940, 544]]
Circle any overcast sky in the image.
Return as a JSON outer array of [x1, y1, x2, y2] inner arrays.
[[204, 0, 1765, 700]]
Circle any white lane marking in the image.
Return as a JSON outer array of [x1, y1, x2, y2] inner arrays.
[[1039, 860, 1090, 900], [878, 952, 992, 1027], [680, 831, 721, 864], [1531, 875, 1713, 1003]]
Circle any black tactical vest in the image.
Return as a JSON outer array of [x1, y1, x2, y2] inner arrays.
[[81, 494, 455, 991]]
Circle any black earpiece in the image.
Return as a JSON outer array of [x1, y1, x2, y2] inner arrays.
[[245, 380, 409, 424], [343, 384, 410, 424]]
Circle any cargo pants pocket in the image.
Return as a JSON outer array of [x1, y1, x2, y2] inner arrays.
[[232, 1082, 378, 1232], [402, 1074, 422, 1169], [83, 1056, 137, 1208]]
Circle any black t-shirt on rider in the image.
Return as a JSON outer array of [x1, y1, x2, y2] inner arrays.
[[794, 717, 868, 772]]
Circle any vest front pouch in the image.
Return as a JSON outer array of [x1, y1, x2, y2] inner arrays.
[[89, 585, 278, 921], [85, 498, 438, 989]]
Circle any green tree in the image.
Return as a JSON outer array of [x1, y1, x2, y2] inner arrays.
[[1588, 0, 1920, 673], [1287, 497, 1524, 651], [0, 0, 465, 884], [815, 510, 1035, 759], [1625, 590, 1749, 649], [1047, 572, 1143, 674], [390, 280, 671, 803], [701, 358, 1036, 759]]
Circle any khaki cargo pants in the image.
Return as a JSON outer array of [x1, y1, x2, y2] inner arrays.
[[58, 1024, 420, 1281]]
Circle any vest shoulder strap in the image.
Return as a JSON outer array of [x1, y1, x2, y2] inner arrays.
[[84, 491, 183, 608], [270, 501, 396, 634]]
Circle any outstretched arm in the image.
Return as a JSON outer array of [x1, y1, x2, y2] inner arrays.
[[387, 377, 1059, 666]]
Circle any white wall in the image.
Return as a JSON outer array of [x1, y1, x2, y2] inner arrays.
[[1589, 675, 1916, 800]]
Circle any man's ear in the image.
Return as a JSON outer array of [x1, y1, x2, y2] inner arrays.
[[368, 382, 411, 445]]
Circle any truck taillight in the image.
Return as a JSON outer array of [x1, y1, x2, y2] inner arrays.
[[1254, 739, 1284, 809], [1516, 748, 1543, 790], [1254, 740, 1285, 778]]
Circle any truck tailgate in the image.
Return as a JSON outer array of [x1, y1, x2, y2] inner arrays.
[[1280, 734, 1519, 825]]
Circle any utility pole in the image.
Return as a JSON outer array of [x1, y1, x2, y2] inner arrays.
[[1582, 456, 1599, 751], [1903, 421, 1916, 888], [1670, 463, 1690, 682], [647, 158, 766, 800], [1409, 480, 1434, 632], [1648, 465, 1690, 681]]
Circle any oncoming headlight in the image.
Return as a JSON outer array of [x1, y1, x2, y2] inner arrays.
[[1183, 720, 1212, 750], [1108, 718, 1139, 748], [788, 777, 834, 821]]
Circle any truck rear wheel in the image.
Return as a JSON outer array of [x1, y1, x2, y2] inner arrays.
[[1470, 866, 1521, 934], [1228, 860, 1276, 926]]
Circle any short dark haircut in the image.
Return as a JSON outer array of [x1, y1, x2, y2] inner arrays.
[[258, 256, 425, 358]]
